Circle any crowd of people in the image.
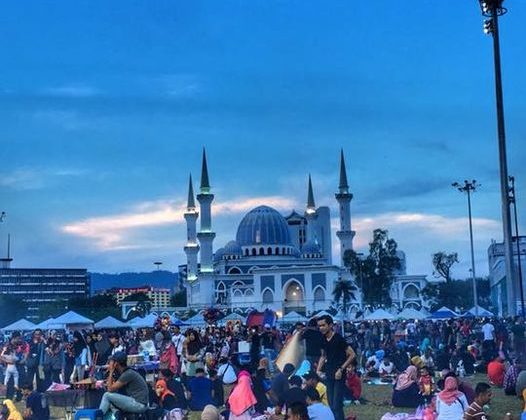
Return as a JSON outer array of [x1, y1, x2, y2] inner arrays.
[[0, 314, 525, 419]]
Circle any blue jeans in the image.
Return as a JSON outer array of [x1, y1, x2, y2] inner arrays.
[[99, 392, 147, 414], [326, 376, 345, 420]]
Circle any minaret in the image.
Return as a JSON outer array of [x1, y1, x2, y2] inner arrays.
[[305, 174, 317, 243], [335, 149, 355, 265], [196, 148, 215, 273], [183, 174, 199, 282]]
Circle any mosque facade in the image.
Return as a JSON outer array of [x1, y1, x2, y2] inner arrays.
[[181, 150, 427, 316]]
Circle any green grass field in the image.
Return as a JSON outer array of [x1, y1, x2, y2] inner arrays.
[[2, 373, 523, 419]]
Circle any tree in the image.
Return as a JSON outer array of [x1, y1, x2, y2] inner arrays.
[[68, 294, 121, 321], [432, 252, 459, 283], [170, 289, 187, 307], [344, 229, 401, 308], [332, 280, 357, 316], [0, 295, 29, 325]]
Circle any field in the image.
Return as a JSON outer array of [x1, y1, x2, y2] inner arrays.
[[2, 373, 523, 419]]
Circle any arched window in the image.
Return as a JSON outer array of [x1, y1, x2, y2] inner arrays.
[[267, 247, 272, 255], [245, 289, 254, 297], [252, 248, 257, 256], [285, 281, 303, 305], [313, 287, 325, 302], [275, 247, 280, 255], [228, 267, 241, 274], [248, 266, 260, 274], [403, 284, 419, 299], [233, 289, 243, 297], [262, 289, 274, 304], [245, 249, 249, 256], [282, 247, 286, 255], [259, 247, 264, 256]]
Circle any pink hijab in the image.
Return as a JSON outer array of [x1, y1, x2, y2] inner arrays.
[[228, 373, 257, 415], [395, 365, 418, 391], [438, 377, 463, 405]]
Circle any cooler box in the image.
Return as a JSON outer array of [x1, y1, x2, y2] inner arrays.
[[74, 408, 103, 420]]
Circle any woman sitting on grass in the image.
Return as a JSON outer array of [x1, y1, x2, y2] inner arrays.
[[391, 365, 423, 408]]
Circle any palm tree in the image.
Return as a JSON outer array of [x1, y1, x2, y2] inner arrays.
[[332, 279, 357, 318]]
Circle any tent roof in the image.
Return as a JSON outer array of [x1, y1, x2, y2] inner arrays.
[[1, 318, 37, 332], [127, 313, 158, 328], [35, 318, 56, 330], [398, 308, 427, 320], [428, 307, 459, 319], [364, 308, 395, 320], [95, 316, 127, 329], [52, 311, 94, 325], [184, 313, 206, 326], [462, 306, 494, 318], [278, 311, 308, 323]]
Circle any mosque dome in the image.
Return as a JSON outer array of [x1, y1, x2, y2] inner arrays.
[[236, 205, 292, 247], [223, 240, 243, 256], [213, 247, 225, 262], [301, 241, 322, 257]]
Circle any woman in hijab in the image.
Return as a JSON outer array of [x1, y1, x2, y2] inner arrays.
[[70, 331, 88, 383], [155, 379, 177, 411], [228, 371, 257, 420], [252, 368, 272, 413], [184, 329, 204, 379], [435, 376, 468, 419], [392, 365, 422, 408], [160, 332, 179, 375], [1, 400, 23, 420]]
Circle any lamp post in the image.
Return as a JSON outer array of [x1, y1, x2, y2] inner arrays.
[[453, 180, 480, 316], [477, 0, 517, 315], [509, 176, 525, 317]]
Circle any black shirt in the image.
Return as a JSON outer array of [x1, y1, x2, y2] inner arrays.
[[302, 329, 324, 358], [284, 386, 306, 406], [321, 332, 348, 376]]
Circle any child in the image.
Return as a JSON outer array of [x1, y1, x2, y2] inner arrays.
[[209, 369, 224, 407], [418, 366, 434, 404], [1, 345, 20, 392]]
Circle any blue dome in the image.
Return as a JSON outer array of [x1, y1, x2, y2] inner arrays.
[[302, 241, 322, 255], [236, 206, 292, 246], [223, 240, 242, 256], [213, 247, 225, 261]]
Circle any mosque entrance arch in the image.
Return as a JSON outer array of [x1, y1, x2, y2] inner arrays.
[[283, 280, 305, 315]]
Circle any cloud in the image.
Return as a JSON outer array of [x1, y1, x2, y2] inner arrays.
[[61, 195, 296, 250], [41, 84, 102, 98], [0, 167, 88, 191], [156, 74, 202, 98], [33, 110, 91, 131]]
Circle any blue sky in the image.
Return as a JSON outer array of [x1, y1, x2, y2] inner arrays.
[[0, 1, 525, 279]]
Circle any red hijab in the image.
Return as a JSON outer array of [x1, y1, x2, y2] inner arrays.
[[438, 377, 462, 405], [228, 373, 257, 415]]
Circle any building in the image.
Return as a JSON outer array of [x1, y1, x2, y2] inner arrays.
[[181, 149, 428, 315], [0, 256, 90, 318], [107, 285, 171, 308], [488, 236, 526, 316]]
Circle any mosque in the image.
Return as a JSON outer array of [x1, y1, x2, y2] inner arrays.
[[180, 150, 427, 316]]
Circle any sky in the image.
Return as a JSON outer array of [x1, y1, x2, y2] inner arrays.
[[0, 1, 525, 280]]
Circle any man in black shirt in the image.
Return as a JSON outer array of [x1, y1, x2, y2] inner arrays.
[[316, 315, 355, 420], [302, 319, 324, 367]]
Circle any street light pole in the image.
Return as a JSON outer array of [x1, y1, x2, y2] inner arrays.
[[453, 180, 480, 316], [509, 176, 525, 317], [478, 0, 517, 315]]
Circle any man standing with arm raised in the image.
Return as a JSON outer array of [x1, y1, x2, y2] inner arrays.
[[316, 315, 355, 420]]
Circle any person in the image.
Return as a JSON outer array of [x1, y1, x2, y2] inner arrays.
[[159, 333, 179, 375], [188, 367, 214, 411], [94, 331, 111, 365], [379, 355, 395, 377], [304, 386, 335, 420], [286, 401, 309, 420], [345, 363, 362, 403], [252, 368, 272, 413], [302, 319, 324, 367], [184, 330, 204, 379], [316, 315, 356, 420], [487, 354, 505, 387], [504, 359, 521, 396], [42, 334, 64, 388], [303, 371, 328, 406], [248, 326, 261, 372], [270, 363, 294, 409], [436, 376, 468, 419], [228, 371, 257, 420], [516, 368, 526, 397], [171, 325, 185, 363], [1, 344, 20, 393], [209, 369, 224, 407], [159, 368, 188, 409], [155, 378, 178, 411], [283, 376, 306, 406], [21, 382, 50, 420], [70, 331, 88, 383], [482, 320, 496, 361], [99, 351, 149, 416], [108, 332, 124, 355], [201, 404, 221, 420], [217, 357, 238, 385], [392, 365, 422, 408], [512, 317, 525, 358], [261, 324, 277, 364], [1, 400, 23, 420], [463, 382, 497, 420], [26, 330, 45, 392], [418, 366, 434, 403]]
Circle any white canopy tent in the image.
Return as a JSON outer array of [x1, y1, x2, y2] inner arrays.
[[462, 306, 494, 318], [1, 318, 37, 332], [127, 313, 158, 329], [35, 318, 56, 330], [398, 308, 428, 320], [48, 311, 94, 330], [364, 308, 395, 321], [277, 311, 308, 325], [95, 316, 128, 329], [184, 313, 206, 327]]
